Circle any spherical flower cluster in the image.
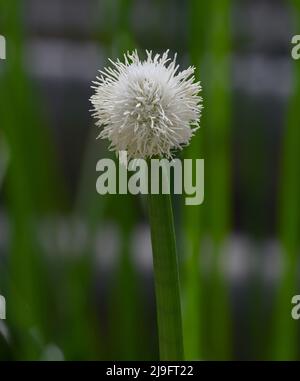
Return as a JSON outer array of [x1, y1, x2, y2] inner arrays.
[[90, 50, 202, 159]]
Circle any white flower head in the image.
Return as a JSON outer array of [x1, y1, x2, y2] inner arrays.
[[90, 50, 202, 159]]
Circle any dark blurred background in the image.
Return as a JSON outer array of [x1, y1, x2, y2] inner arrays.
[[0, 0, 300, 360]]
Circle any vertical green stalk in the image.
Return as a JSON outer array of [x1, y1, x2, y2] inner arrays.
[[0, 0, 63, 359], [205, 0, 232, 360], [272, 0, 300, 360], [182, 0, 210, 360], [148, 167, 184, 360]]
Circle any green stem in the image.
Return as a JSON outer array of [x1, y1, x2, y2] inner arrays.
[[272, 0, 300, 360], [182, 0, 210, 360], [205, 0, 232, 360], [148, 182, 184, 360]]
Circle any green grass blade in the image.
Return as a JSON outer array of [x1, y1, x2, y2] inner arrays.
[[0, 0, 64, 359], [204, 0, 232, 360], [272, 0, 300, 360], [148, 166, 184, 360], [182, 0, 210, 360]]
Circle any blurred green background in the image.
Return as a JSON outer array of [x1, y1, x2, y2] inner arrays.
[[0, 0, 300, 360]]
